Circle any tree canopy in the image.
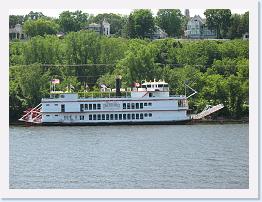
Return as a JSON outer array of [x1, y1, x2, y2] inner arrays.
[[204, 9, 232, 38], [92, 13, 126, 36], [58, 10, 89, 33], [9, 32, 249, 121], [227, 12, 249, 39], [125, 9, 155, 38], [10, 9, 248, 40], [9, 15, 24, 28], [23, 19, 59, 37], [156, 9, 184, 37]]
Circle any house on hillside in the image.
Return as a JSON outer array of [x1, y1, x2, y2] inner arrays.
[[145, 25, 168, 40], [9, 24, 27, 40], [184, 15, 216, 39], [85, 19, 110, 36], [150, 26, 168, 40]]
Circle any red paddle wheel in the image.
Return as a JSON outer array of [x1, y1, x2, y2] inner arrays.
[[19, 104, 42, 124]]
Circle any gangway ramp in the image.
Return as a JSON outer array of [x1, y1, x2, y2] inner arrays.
[[192, 104, 224, 120]]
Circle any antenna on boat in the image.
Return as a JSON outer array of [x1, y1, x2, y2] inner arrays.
[[184, 81, 197, 99]]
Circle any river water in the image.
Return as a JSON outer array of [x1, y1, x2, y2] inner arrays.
[[9, 124, 248, 189]]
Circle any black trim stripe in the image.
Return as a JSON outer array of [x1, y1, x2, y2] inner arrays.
[[40, 119, 192, 126]]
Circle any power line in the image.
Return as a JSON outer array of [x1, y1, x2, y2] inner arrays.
[[42, 64, 116, 67], [10, 63, 246, 68], [9, 63, 116, 68]]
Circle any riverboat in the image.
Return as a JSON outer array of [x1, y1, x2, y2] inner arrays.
[[19, 77, 224, 125]]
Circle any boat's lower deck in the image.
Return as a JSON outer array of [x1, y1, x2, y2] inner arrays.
[[41, 110, 190, 124]]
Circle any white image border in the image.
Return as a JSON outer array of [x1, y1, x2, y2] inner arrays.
[[0, 0, 259, 199]]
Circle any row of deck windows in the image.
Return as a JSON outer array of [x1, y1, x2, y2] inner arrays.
[[80, 103, 101, 111], [45, 104, 58, 106], [123, 102, 152, 110], [49, 113, 153, 121], [88, 113, 152, 121], [141, 84, 168, 88]]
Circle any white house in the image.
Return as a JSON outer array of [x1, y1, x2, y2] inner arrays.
[[101, 19, 110, 36], [86, 19, 110, 37], [184, 15, 216, 39], [9, 24, 26, 40]]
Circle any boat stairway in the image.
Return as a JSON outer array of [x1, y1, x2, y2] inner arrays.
[[191, 104, 224, 120]]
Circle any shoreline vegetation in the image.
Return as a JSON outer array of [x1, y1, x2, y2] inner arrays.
[[9, 36, 249, 122], [9, 10, 249, 122]]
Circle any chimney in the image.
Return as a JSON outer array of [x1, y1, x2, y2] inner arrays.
[[115, 75, 122, 97]]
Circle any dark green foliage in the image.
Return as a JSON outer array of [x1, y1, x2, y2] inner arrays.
[[175, 40, 221, 70], [22, 35, 65, 64], [9, 33, 249, 121], [218, 40, 249, 59], [204, 9, 232, 38], [156, 9, 184, 37], [58, 10, 89, 33], [125, 9, 155, 38], [9, 64, 50, 121], [23, 19, 59, 37], [227, 12, 249, 39], [9, 15, 24, 28], [24, 11, 45, 21]]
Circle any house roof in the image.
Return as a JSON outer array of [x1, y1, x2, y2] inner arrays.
[[189, 15, 205, 24], [102, 19, 110, 25]]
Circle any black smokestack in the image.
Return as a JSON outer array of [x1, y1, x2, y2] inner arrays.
[[115, 76, 122, 97]]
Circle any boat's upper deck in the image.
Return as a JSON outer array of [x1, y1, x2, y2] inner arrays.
[[42, 80, 187, 102]]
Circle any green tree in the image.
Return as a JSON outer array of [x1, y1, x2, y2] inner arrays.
[[199, 74, 228, 108], [218, 39, 249, 59], [207, 58, 238, 77], [9, 66, 27, 121], [23, 18, 59, 37], [23, 35, 65, 64], [24, 11, 45, 21], [226, 75, 245, 118], [9, 15, 24, 28], [58, 10, 89, 33], [227, 14, 242, 39], [9, 41, 26, 65], [176, 40, 220, 70], [115, 41, 157, 84], [156, 9, 183, 37], [92, 13, 125, 36], [125, 9, 155, 38], [204, 9, 231, 38], [99, 37, 128, 64], [241, 12, 249, 34], [152, 38, 182, 64], [10, 64, 50, 107], [227, 12, 249, 39], [64, 31, 102, 83]]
